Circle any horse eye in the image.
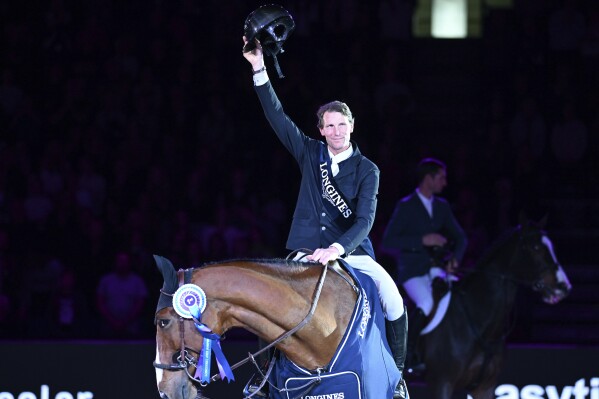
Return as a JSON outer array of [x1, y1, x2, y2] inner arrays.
[[157, 319, 170, 328]]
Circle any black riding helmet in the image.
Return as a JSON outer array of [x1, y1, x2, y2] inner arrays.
[[243, 4, 295, 78]]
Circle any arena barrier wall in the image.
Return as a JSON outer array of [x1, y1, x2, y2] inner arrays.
[[0, 341, 597, 399]]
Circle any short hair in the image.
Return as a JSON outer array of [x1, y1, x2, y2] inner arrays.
[[417, 158, 446, 184], [316, 101, 354, 129]]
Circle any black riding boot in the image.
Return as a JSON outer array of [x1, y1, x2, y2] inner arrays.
[[405, 307, 427, 375], [243, 338, 271, 398], [386, 311, 410, 399]]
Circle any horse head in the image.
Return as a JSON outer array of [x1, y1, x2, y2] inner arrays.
[[512, 217, 572, 304], [153, 255, 205, 399]]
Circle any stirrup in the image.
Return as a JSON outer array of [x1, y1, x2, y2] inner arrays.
[[243, 373, 268, 398], [243, 355, 275, 398], [393, 378, 410, 399]]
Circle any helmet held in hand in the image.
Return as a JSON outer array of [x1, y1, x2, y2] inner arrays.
[[244, 4, 295, 56]]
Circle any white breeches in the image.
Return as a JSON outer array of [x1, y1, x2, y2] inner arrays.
[[295, 253, 405, 321], [403, 266, 450, 316]]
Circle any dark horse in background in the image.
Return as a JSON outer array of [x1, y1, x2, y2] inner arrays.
[[417, 216, 571, 398], [152, 255, 360, 399], [151, 217, 570, 399]]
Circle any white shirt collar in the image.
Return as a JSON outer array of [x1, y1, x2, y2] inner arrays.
[[329, 146, 353, 177], [416, 188, 434, 217], [329, 145, 353, 164]]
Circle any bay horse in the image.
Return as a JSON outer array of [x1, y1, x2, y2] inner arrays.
[[152, 255, 368, 399], [416, 217, 572, 399]]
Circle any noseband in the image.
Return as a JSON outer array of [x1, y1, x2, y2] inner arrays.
[[153, 316, 205, 383], [516, 236, 563, 295]]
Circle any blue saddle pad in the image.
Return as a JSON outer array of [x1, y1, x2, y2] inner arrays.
[[269, 260, 400, 399], [284, 370, 360, 399]]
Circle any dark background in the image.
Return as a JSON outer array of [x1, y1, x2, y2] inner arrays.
[[0, 0, 597, 345]]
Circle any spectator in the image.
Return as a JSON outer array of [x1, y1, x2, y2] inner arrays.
[[96, 252, 148, 338], [47, 268, 92, 338]]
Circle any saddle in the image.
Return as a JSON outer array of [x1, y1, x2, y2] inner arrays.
[[419, 247, 458, 336], [262, 258, 401, 399], [420, 277, 455, 335]]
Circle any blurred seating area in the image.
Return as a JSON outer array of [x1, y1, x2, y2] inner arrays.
[[0, 1, 597, 342]]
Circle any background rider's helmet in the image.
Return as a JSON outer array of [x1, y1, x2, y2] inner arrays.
[[243, 4, 294, 77]]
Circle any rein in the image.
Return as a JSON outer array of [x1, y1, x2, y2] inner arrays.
[[212, 262, 330, 398], [217, 262, 330, 378]]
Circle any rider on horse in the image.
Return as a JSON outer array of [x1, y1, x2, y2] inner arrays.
[[242, 28, 409, 398], [382, 158, 468, 373]]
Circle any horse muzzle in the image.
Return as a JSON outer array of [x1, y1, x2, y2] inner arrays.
[[540, 281, 571, 304], [157, 383, 201, 399], [158, 391, 199, 399], [534, 264, 572, 305]]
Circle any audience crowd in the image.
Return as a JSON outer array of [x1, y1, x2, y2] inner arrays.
[[0, 0, 597, 340]]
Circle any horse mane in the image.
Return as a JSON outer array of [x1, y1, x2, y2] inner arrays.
[[471, 226, 520, 270], [191, 257, 322, 275]]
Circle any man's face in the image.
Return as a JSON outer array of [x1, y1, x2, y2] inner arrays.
[[319, 111, 353, 155], [430, 168, 447, 194]]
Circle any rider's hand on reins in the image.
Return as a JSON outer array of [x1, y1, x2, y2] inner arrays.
[[307, 246, 340, 265], [422, 233, 448, 247]]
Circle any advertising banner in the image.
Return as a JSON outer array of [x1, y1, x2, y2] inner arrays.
[[0, 341, 597, 399]]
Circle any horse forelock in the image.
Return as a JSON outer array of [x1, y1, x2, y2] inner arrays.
[[472, 227, 520, 270]]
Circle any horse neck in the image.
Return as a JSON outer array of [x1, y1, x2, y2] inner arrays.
[[197, 263, 301, 334], [196, 262, 343, 368], [460, 239, 521, 332]]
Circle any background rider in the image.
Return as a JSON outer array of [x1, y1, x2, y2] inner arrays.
[[382, 157, 468, 371]]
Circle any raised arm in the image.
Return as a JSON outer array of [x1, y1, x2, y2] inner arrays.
[[242, 36, 265, 73]]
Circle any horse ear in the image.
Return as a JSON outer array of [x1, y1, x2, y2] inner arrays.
[[154, 255, 178, 294], [154, 255, 179, 313]]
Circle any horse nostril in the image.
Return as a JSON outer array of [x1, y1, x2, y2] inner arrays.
[[158, 391, 169, 399]]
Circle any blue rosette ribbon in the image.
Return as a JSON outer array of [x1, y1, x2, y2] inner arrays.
[[189, 304, 235, 383]]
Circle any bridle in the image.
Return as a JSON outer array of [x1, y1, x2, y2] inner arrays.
[[456, 227, 570, 339], [153, 316, 202, 380], [465, 228, 562, 293]]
